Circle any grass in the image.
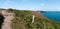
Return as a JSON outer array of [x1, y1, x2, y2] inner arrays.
[[7, 9, 60, 29]]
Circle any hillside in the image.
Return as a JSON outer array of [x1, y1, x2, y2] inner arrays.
[[0, 9, 60, 29], [8, 9, 60, 29]]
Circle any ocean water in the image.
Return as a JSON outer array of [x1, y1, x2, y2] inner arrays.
[[41, 11, 60, 22]]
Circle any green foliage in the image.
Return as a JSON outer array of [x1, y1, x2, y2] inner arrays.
[[0, 13, 2, 16], [7, 8, 14, 12], [11, 10, 60, 29]]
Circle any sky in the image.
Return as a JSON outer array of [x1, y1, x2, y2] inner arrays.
[[0, 0, 60, 11]]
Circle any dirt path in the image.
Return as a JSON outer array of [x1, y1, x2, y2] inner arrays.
[[1, 10, 14, 29]]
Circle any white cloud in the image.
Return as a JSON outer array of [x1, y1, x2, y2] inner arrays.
[[4, 2, 8, 5], [4, 0, 11, 5], [40, 4, 45, 6], [57, 8, 60, 9], [22, 0, 28, 1]]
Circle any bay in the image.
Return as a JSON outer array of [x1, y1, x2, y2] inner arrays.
[[41, 11, 60, 22]]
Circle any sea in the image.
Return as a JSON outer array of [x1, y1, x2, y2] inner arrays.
[[40, 11, 60, 22]]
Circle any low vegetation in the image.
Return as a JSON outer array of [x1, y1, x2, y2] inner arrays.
[[0, 13, 5, 29], [7, 9, 60, 29]]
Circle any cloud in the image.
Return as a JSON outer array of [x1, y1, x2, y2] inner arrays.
[[57, 8, 60, 9], [4, 2, 7, 5], [4, 0, 11, 6], [40, 4, 45, 6], [22, 0, 28, 1]]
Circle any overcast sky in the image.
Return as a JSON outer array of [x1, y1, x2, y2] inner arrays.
[[0, 0, 60, 11]]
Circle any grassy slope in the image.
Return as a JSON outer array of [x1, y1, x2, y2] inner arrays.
[[7, 9, 60, 29]]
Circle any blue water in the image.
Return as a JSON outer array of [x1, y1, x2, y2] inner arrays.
[[41, 11, 60, 22]]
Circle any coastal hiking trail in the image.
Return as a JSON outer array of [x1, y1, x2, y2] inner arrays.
[[1, 10, 14, 29]]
